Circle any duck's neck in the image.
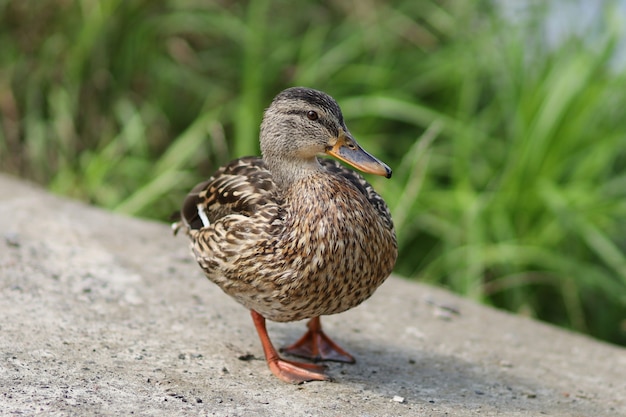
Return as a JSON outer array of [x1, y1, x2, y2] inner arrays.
[[264, 155, 324, 190]]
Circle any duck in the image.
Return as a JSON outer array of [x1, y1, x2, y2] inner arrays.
[[175, 87, 397, 383]]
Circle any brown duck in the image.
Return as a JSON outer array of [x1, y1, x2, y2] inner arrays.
[[176, 87, 397, 383]]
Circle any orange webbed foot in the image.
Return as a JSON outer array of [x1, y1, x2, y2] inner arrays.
[[267, 357, 330, 384], [251, 310, 332, 384], [281, 316, 356, 363]]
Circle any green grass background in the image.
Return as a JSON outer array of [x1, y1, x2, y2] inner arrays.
[[1, 0, 625, 345]]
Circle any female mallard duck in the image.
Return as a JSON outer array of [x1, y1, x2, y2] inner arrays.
[[176, 87, 397, 383]]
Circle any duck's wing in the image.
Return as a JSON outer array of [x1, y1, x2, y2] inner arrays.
[[179, 156, 278, 231], [318, 158, 394, 231]]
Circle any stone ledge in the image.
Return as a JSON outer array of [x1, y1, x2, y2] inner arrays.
[[0, 173, 624, 416]]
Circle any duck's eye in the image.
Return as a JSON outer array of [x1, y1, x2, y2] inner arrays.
[[306, 110, 318, 121]]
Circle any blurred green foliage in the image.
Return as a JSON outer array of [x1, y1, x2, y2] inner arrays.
[[1, 0, 625, 345]]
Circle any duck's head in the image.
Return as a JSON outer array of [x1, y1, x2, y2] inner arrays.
[[260, 87, 391, 187]]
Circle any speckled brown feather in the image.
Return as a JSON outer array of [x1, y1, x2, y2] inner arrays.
[[179, 156, 397, 322], [180, 157, 278, 230]]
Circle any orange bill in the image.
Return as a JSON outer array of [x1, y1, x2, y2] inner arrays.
[[325, 129, 392, 178]]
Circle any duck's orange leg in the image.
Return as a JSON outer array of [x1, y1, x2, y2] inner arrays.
[[281, 316, 356, 363], [250, 310, 330, 383]]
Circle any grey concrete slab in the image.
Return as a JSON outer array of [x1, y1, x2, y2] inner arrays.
[[0, 173, 624, 416]]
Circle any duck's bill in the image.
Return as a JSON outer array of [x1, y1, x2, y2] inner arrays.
[[326, 132, 392, 178]]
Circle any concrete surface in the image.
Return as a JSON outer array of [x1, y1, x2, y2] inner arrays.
[[0, 173, 624, 417]]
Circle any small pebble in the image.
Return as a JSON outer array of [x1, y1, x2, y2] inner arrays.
[[4, 232, 20, 248], [426, 298, 461, 321]]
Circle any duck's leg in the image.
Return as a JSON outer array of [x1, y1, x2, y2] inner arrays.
[[281, 316, 356, 363], [250, 310, 330, 384]]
